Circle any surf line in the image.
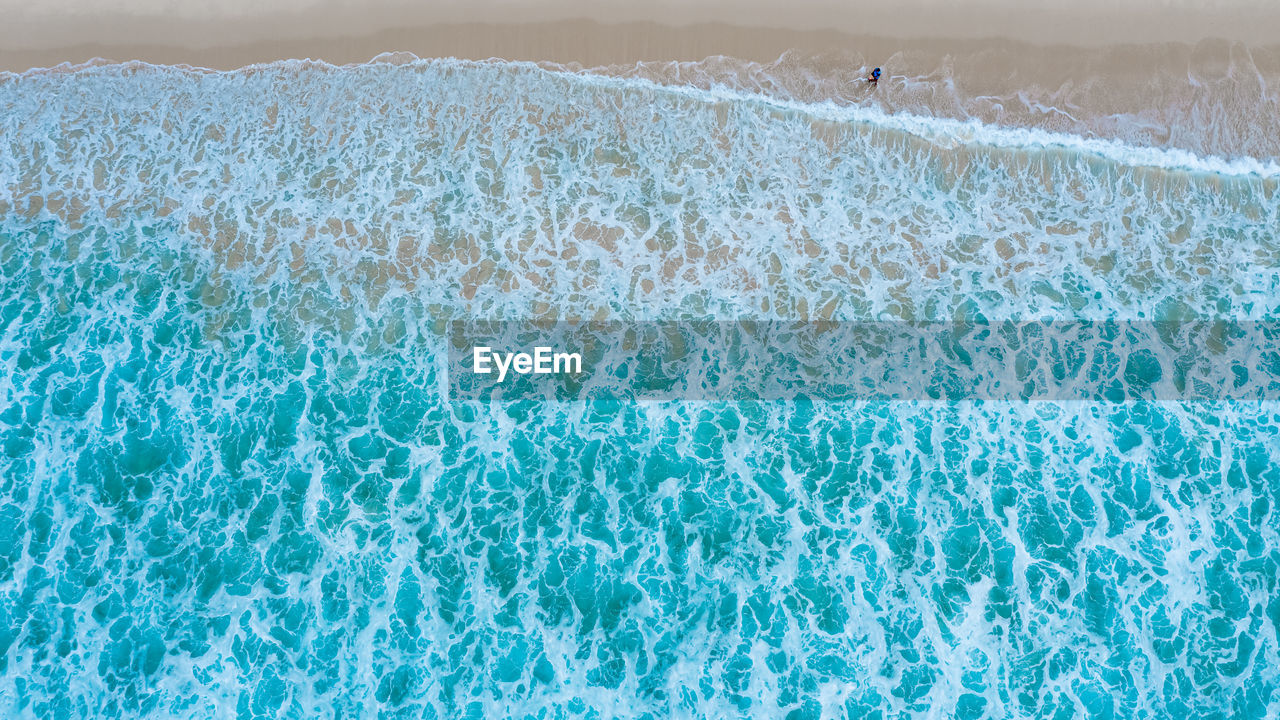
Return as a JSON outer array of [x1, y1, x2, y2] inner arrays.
[[481, 58, 1280, 179]]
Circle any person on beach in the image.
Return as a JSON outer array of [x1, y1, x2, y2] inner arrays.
[[868, 67, 881, 84]]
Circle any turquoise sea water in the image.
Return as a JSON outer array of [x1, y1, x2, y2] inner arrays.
[[1, 59, 1279, 718]]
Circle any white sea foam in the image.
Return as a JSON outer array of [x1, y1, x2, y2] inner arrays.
[[4, 56, 1278, 327], [8, 55, 1279, 178], [1, 53, 1280, 720], [526, 61, 1280, 179]]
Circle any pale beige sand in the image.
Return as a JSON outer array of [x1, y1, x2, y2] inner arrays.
[[2, 1, 1280, 72]]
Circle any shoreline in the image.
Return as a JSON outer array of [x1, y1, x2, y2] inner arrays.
[[5, 25, 1280, 163], [3, 10, 1280, 73], [3, 11, 1280, 163]]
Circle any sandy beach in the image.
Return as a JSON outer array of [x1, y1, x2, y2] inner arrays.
[[2, 1, 1280, 73]]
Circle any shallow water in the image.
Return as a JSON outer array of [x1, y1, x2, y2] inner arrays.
[[1, 58, 1278, 719]]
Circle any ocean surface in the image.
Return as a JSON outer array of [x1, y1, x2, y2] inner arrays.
[[1, 57, 1279, 719]]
